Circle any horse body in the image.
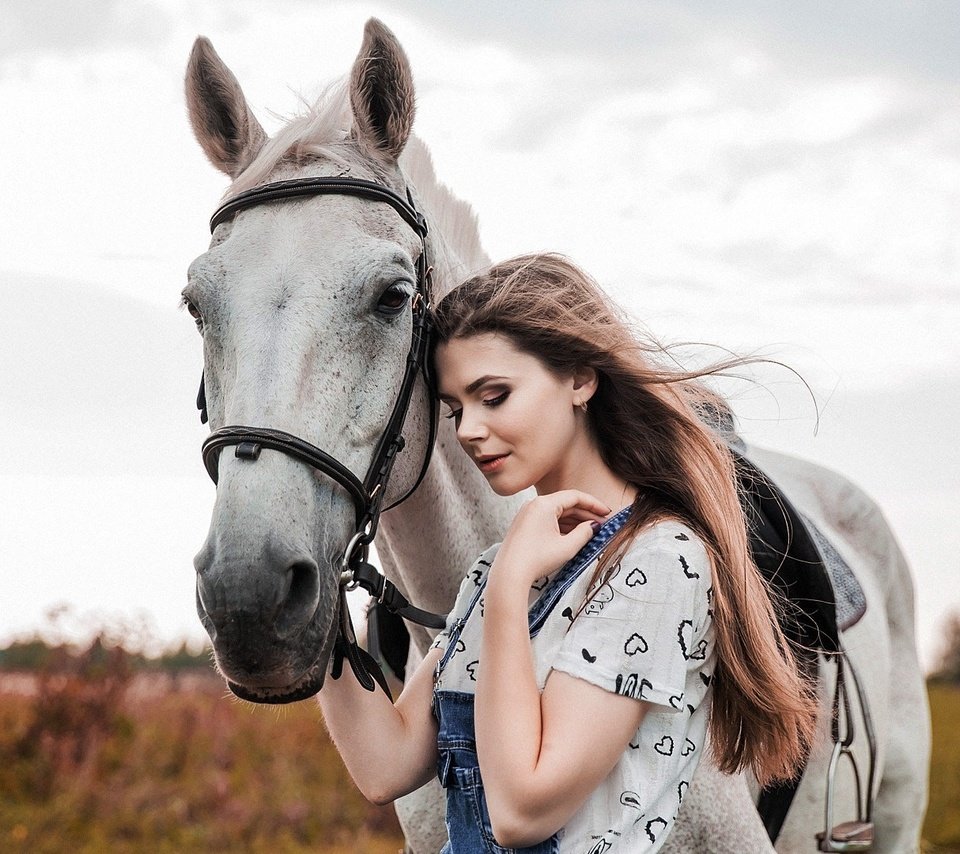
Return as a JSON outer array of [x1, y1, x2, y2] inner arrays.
[[745, 447, 929, 853], [184, 19, 928, 852]]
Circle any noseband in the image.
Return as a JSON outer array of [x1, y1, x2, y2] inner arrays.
[[197, 176, 445, 697]]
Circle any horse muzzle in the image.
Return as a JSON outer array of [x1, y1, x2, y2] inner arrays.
[[194, 536, 340, 702]]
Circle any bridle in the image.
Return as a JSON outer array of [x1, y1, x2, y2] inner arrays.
[[196, 176, 445, 697]]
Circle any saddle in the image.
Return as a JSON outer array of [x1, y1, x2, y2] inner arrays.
[[733, 450, 867, 657]]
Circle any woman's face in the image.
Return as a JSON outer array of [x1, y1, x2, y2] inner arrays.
[[435, 333, 593, 496]]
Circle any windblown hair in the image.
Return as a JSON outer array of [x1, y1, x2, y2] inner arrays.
[[432, 253, 818, 786]]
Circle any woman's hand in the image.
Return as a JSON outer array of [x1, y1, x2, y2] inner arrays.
[[491, 490, 610, 589]]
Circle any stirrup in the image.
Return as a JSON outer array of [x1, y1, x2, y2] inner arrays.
[[816, 822, 874, 852], [815, 651, 876, 852], [814, 741, 874, 851]]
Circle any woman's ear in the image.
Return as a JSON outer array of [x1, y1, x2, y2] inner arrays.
[[572, 367, 598, 406]]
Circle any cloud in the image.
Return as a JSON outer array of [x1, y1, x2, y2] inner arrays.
[[398, 0, 960, 84], [0, 272, 205, 478], [735, 367, 960, 494], [695, 0, 960, 84], [0, 0, 956, 660], [0, 0, 175, 62], [693, 240, 960, 307]]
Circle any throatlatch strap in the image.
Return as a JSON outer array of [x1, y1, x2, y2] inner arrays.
[[331, 587, 393, 699], [352, 562, 446, 629]]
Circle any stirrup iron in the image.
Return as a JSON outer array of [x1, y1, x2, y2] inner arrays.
[[815, 651, 876, 852]]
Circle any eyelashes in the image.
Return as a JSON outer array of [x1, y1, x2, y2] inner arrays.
[[443, 390, 510, 421]]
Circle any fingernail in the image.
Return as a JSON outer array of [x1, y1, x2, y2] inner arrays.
[[590, 521, 602, 532]]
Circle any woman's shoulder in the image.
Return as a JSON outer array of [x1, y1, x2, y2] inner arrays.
[[624, 517, 708, 558], [608, 517, 712, 598], [456, 542, 502, 589]]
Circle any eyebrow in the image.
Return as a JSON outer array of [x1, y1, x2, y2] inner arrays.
[[438, 374, 509, 402]]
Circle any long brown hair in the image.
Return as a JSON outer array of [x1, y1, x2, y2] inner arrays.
[[433, 253, 817, 786]]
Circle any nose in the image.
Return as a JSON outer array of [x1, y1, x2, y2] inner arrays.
[[456, 405, 488, 445], [195, 539, 321, 640]]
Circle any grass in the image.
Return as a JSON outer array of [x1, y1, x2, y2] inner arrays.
[[0, 641, 404, 853], [923, 682, 960, 852]]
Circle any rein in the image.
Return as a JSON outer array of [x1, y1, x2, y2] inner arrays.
[[197, 176, 445, 696]]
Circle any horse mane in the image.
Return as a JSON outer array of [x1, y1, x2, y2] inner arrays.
[[400, 136, 489, 277], [227, 82, 488, 278]]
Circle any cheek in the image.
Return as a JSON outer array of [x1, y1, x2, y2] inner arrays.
[[515, 398, 568, 450]]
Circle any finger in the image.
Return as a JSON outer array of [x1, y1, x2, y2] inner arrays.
[[558, 515, 594, 534], [558, 513, 605, 537], [562, 519, 600, 549], [559, 507, 608, 525], [550, 490, 611, 517]]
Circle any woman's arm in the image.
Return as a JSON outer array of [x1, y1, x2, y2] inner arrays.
[[316, 645, 441, 805], [478, 573, 648, 847]]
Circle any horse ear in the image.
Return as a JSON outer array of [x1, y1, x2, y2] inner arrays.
[[185, 36, 267, 178], [349, 18, 415, 163]]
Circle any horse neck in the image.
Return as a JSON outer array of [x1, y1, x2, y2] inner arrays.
[[375, 168, 523, 652]]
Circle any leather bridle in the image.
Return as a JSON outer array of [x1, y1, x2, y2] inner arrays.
[[196, 176, 445, 697]]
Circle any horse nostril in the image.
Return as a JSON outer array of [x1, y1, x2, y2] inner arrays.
[[275, 560, 321, 638]]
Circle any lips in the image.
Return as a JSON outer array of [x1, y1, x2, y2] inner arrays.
[[475, 453, 509, 474]]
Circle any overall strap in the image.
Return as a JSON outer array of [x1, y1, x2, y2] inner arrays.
[[528, 506, 633, 637]]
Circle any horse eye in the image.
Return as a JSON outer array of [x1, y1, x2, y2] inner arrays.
[[377, 283, 411, 315], [181, 295, 204, 329]]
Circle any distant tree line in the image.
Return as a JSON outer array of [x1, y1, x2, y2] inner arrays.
[[929, 610, 960, 685], [0, 635, 212, 673]]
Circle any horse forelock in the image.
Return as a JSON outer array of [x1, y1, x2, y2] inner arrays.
[[225, 81, 376, 195]]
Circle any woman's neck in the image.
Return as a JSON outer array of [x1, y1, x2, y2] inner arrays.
[[535, 434, 636, 516]]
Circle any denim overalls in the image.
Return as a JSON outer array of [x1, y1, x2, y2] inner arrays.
[[433, 508, 632, 854]]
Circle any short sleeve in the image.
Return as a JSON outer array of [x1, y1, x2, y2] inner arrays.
[[551, 526, 712, 711], [430, 543, 500, 654]]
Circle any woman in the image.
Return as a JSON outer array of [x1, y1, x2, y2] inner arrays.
[[317, 253, 817, 853]]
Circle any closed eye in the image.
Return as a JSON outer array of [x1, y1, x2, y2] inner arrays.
[[443, 391, 508, 422], [180, 294, 203, 331]]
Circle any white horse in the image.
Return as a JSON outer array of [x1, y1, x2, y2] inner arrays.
[[183, 19, 929, 853]]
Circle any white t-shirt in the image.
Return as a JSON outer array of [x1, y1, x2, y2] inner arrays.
[[432, 518, 715, 853]]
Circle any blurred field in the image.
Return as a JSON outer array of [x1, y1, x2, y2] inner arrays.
[[1, 635, 958, 853], [0, 638, 404, 854], [924, 682, 960, 852]]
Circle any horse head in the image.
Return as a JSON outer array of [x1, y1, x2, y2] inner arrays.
[[183, 19, 437, 703]]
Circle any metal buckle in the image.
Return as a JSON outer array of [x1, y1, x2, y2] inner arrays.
[[338, 528, 371, 589]]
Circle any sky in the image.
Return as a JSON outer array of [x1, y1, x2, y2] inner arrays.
[[1, 1, 957, 669]]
